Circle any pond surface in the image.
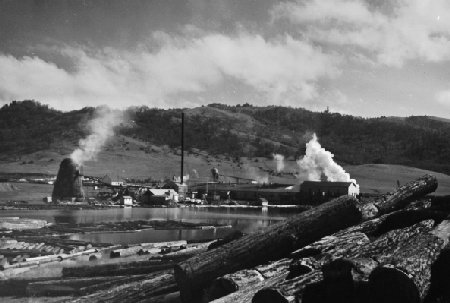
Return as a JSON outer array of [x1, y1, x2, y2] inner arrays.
[[0, 207, 303, 244]]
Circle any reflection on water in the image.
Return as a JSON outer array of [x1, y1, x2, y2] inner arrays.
[[0, 207, 303, 244]]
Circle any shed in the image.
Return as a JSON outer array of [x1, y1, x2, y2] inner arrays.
[[120, 195, 133, 206]]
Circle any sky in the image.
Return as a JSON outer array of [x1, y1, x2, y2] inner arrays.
[[1, 0, 450, 118]]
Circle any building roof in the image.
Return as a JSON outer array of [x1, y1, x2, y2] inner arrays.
[[122, 195, 132, 199], [148, 189, 175, 196]]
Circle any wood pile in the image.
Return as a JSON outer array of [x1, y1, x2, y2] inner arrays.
[[0, 237, 106, 271], [3, 174, 450, 303], [169, 174, 450, 303]]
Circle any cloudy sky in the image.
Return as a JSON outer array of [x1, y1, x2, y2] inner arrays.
[[1, 0, 450, 117]]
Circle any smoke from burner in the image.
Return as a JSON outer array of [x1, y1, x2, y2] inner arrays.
[[297, 133, 352, 182], [211, 167, 219, 181], [243, 164, 269, 184], [273, 154, 285, 173], [71, 107, 123, 166], [52, 158, 85, 201]]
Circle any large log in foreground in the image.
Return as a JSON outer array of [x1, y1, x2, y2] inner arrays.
[[175, 175, 438, 302], [368, 219, 450, 303], [250, 220, 436, 303], [175, 196, 362, 302], [373, 174, 437, 216]]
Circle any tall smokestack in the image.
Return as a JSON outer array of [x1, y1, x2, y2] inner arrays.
[[181, 112, 184, 184], [52, 158, 85, 201]]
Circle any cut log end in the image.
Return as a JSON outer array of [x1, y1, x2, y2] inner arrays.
[[368, 267, 420, 303], [207, 278, 239, 301], [286, 262, 314, 280], [252, 288, 289, 303]]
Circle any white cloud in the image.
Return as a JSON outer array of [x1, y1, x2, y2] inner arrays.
[[436, 90, 450, 106], [0, 32, 338, 110], [272, 0, 450, 67]]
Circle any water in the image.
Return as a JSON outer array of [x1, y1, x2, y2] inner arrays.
[[0, 207, 303, 244]]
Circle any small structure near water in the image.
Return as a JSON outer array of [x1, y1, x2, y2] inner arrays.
[[120, 195, 133, 206]]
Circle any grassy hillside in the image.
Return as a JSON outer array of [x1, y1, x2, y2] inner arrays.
[[1, 100, 450, 195]]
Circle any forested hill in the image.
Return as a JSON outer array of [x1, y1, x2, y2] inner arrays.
[[1, 100, 450, 174]]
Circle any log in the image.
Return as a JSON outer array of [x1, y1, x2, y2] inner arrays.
[[62, 259, 177, 277], [77, 274, 149, 296], [67, 271, 177, 303], [368, 219, 450, 303], [373, 174, 437, 216], [145, 291, 181, 303], [291, 232, 370, 260], [210, 270, 290, 303], [110, 246, 146, 258], [207, 269, 264, 301], [26, 276, 126, 296], [424, 241, 450, 302], [179, 175, 438, 302], [251, 220, 436, 303], [175, 196, 362, 302], [300, 258, 371, 303]]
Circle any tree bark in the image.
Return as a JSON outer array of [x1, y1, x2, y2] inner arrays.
[[373, 174, 437, 216], [176, 175, 438, 302], [62, 260, 177, 278], [368, 220, 450, 303], [174, 196, 362, 302], [67, 270, 176, 303], [252, 220, 436, 303]]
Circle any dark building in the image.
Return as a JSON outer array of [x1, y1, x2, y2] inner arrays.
[[52, 158, 85, 201], [300, 181, 360, 204]]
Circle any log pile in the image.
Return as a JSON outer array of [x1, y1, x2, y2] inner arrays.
[[169, 174, 450, 303], [2, 174, 449, 303]]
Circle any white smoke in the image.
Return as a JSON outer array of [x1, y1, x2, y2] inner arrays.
[[70, 107, 124, 166], [297, 133, 352, 182], [273, 154, 285, 173], [244, 165, 269, 184]]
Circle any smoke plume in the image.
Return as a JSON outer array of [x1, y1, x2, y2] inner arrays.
[[71, 107, 123, 166], [243, 165, 269, 184], [273, 154, 285, 173], [297, 133, 351, 182], [192, 169, 199, 179]]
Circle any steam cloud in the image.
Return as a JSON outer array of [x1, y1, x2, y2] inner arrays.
[[273, 154, 285, 173], [297, 133, 351, 182], [244, 165, 269, 184], [70, 107, 123, 166], [192, 169, 199, 179]]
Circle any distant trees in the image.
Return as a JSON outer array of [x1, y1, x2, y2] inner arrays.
[[2, 101, 450, 175]]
